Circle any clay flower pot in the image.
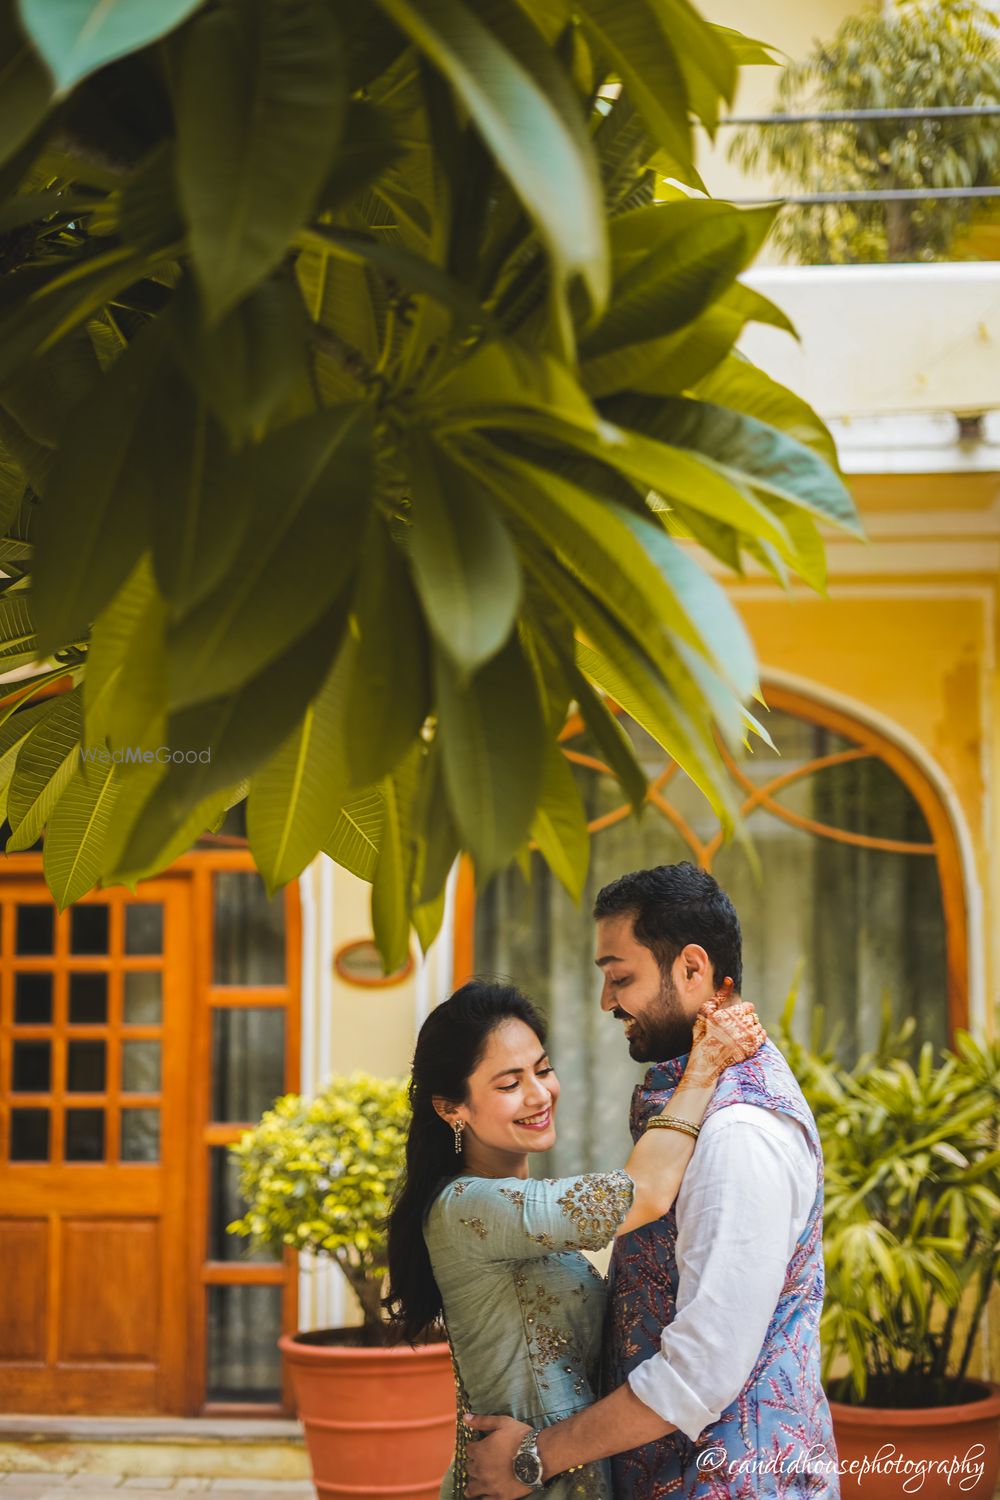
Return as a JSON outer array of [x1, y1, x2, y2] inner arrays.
[[279, 1330, 456, 1499], [830, 1380, 1000, 1499]]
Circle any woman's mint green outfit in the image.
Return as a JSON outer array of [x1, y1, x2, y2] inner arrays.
[[424, 1168, 635, 1500]]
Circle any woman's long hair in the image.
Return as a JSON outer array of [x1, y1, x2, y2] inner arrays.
[[384, 979, 547, 1344]]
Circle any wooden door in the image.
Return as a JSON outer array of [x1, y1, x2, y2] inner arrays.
[[0, 879, 193, 1413]]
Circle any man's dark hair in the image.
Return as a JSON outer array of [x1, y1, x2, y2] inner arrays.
[[593, 861, 743, 990]]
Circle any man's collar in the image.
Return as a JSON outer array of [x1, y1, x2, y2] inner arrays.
[[641, 1055, 688, 1092]]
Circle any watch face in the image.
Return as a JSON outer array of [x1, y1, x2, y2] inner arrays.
[[513, 1449, 543, 1485]]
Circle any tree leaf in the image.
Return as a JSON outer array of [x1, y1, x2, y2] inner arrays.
[[407, 433, 521, 675], [435, 630, 546, 878], [107, 599, 348, 880], [322, 785, 385, 883], [372, 774, 411, 973], [6, 684, 82, 850], [606, 392, 862, 538], [31, 319, 165, 658], [0, 1, 51, 167], [17, 0, 203, 94], [175, 0, 346, 322], [560, 658, 648, 814], [166, 403, 372, 709], [43, 759, 119, 907], [374, 0, 608, 316], [583, 201, 776, 359], [83, 552, 166, 758], [530, 736, 589, 902], [247, 635, 358, 894], [573, 0, 692, 175], [166, 272, 312, 448], [344, 517, 430, 787]]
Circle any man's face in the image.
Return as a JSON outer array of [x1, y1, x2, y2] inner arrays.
[[595, 913, 701, 1062]]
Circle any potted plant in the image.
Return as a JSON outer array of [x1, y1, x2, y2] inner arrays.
[[228, 1072, 455, 1500], [779, 998, 1000, 1499]]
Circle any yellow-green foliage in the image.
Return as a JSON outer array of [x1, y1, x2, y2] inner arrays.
[[227, 1072, 410, 1292]]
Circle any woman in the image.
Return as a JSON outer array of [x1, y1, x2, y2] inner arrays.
[[385, 980, 765, 1499]]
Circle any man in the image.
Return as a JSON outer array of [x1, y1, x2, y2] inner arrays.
[[464, 862, 839, 1498]]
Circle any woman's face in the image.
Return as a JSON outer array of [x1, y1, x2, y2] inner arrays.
[[452, 1018, 560, 1172]]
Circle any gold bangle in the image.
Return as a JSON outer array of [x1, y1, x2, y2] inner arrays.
[[646, 1115, 700, 1138]]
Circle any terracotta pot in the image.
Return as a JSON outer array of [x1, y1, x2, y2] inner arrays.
[[830, 1380, 1000, 1499], [279, 1330, 455, 1499]]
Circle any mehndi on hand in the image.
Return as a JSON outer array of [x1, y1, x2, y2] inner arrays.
[[684, 997, 766, 1086]]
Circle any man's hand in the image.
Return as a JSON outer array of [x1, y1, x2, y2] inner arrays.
[[463, 1413, 532, 1499]]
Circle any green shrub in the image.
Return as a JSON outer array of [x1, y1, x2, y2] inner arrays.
[[227, 1072, 410, 1331], [778, 994, 1000, 1406]]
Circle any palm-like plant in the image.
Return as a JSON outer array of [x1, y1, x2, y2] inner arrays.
[[779, 996, 1000, 1406], [0, 0, 860, 964]]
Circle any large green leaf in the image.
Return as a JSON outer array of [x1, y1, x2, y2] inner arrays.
[[435, 630, 546, 877], [583, 201, 775, 359], [694, 353, 842, 472], [374, 0, 608, 317], [108, 599, 347, 880], [560, 659, 648, 814], [0, 2, 51, 167], [573, 0, 692, 175], [322, 786, 385, 882], [166, 273, 312, 448], [465, 439, 756, 698], [43, 760, 119, 907], [144, 368, 245, 617], [0, 694, 58, 822], [246, 636, 358, 893], [83, 553, 166, 757], [344, 519, 429, 787], [372, 771, 413, 974], [6, 685, 82, 850], [18, 0, 205, 95], [31, 320, 165, 658], [175, 0, 346, 322], [604, 393, 862, 538], [166, 403, 372, 709], [530, 736, 589, 902], [1, 323, 101, 447], [407, 433, 521, 675]]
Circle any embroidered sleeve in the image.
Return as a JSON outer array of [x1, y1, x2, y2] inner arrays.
[[433, 1170, 635, 1262]]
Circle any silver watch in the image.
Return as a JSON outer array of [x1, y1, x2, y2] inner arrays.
[[512, 1427, 547, 1491]]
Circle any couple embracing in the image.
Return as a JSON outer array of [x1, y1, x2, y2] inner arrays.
[[385, 862, 840, 1498]]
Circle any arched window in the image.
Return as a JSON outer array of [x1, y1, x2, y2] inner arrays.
[[464, 685, 965, 1177]]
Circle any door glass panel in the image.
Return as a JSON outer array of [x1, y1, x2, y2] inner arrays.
[[125, 904, 163, 955], [14, 972, 52, 1024], [12, 1040, 51, 1092], [65, 1108, 105, 1162], [68, 972, 108, 1024], [9, 1108, 49, 1161], [122, 1040, 161, 1093], [121, 1108, 160, 1162], [212, 873, 285, 984], [206, 1285, 282, 1401], [208, 1147, 281, 1262], [67, 1040, 106, 1092], [211, 1009, 285, 1122], [123, 971, 162, 1024], [70, 904, 109, 955], [16, 904, 54, 954]]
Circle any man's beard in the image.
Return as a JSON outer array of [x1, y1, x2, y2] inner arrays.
[[623, 970, 695, 1063]]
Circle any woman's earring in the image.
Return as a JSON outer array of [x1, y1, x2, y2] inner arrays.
[[453, 1120, 464, 1155]]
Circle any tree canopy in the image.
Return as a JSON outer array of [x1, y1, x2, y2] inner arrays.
[[0, 0, 860, 965], [729, 0, 1000, 263]]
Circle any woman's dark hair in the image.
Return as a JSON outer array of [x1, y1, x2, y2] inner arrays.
[[384, 979, 546, 1345], [593, 860, 743, 991]]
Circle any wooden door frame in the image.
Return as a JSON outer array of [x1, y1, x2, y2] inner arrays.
[[0, 846, 302, 1417]]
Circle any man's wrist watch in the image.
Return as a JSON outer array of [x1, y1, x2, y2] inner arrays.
[[512, 1428, 547, 1492]]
